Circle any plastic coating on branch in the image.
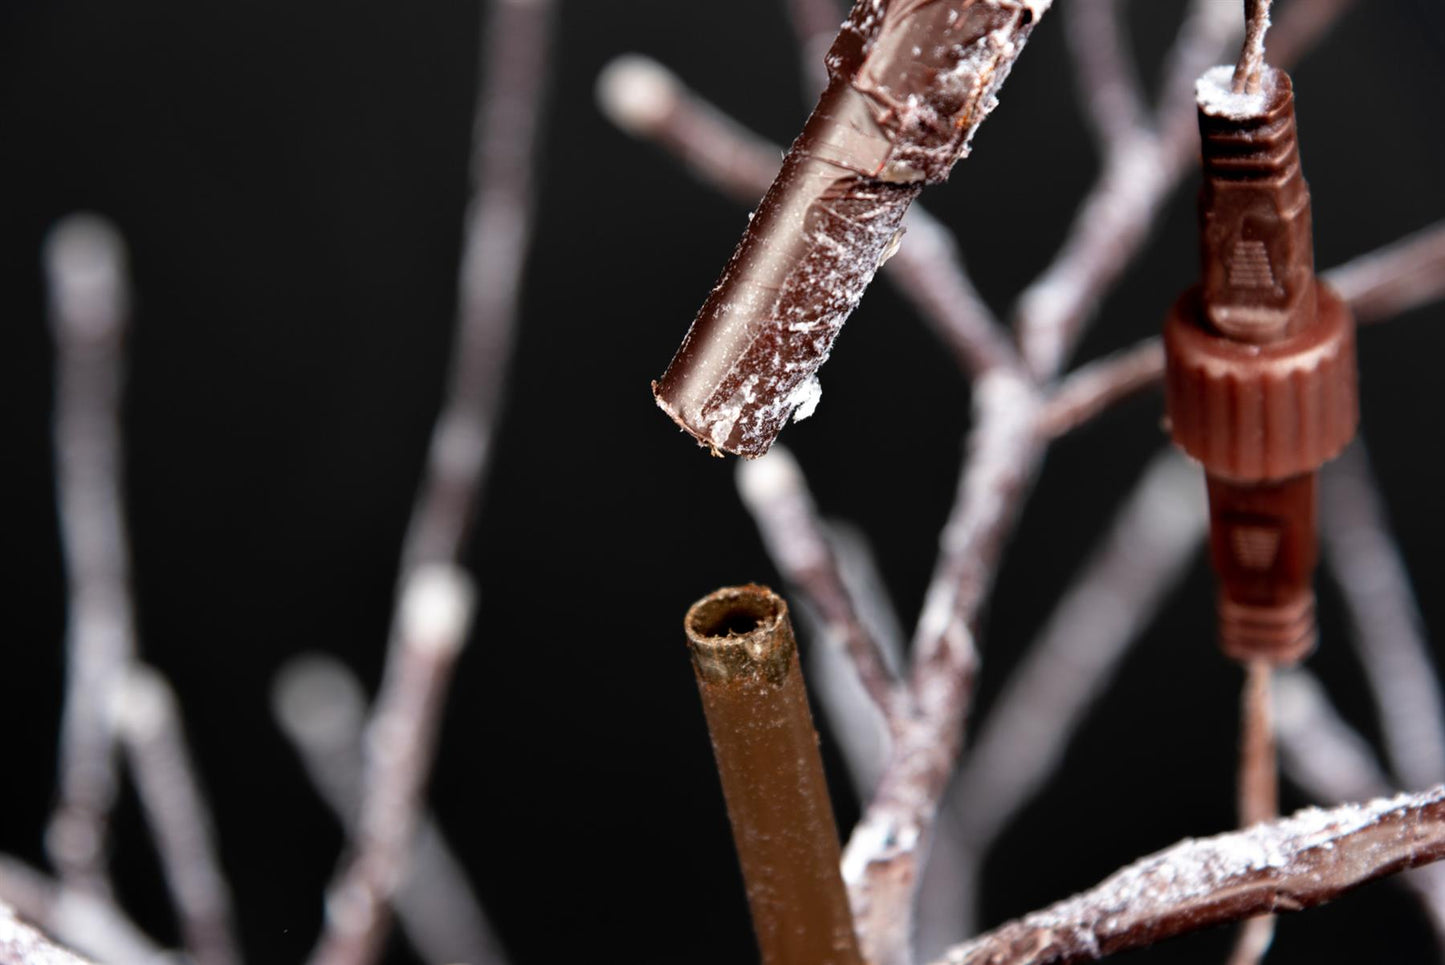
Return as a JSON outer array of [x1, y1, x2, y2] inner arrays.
[[684, 585, 863, 965], [653, 0, 1049, 457]]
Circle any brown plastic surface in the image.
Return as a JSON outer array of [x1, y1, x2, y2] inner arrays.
[[1165, 66, 1357, 665], [684, 586, 863, 965], [653, 1, 1039, 458]]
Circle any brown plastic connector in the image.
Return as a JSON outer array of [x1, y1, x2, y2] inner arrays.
[[1164, 66, 1358, 664]]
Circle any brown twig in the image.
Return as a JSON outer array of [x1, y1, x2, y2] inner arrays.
[[1233, 0, 1275, 95], [845, 370, 1042, 965], [44, 215, 136, 898], [114, 668, 240, 965], [598, 53, 1015, 382], [685, 585, 863, 965], [309, 567, 475, 965], [1225, 660, 1279, 965], [931, 786, 1445, 965], [0, 857, 173, 965], [273, 655, 507, 965], [652, 0, 1048, 456], [1322, 443, 1445, 792]]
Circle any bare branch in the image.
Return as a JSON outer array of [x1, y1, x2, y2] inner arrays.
[[1225, 660, 1279, 965], [309, 567, 475, 965], [114, 668, 239, 965], [597, 54, 1015, 380], [846, 371, 1042, 965], [736, 447, 903, 717], [932, 786, 1445, 965], [273, 655, 507, 965], [1039, 339, 1164, 437], [1322, 444, 1445, 792], [402, 0, 555, 569], [1064, 0, 1147, 152], [44, 215, 135, 897], [0, 858, 174, 965], [1323, 220, 1445, 324]]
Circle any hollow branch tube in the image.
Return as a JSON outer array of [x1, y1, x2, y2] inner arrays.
[[684, 585, 862, 965]]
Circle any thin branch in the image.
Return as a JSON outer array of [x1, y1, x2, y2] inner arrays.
[[1045, 224, 1445, 436], [0, 858, 174, 965], [845, 370, 1042, 965], [932, 786, 1445, 965], [685, 586, 864, 965], [401, 0, 555, 569], [44, 215, 135, 897], [114, 668, 240, 965], [736, 447, 903, 717], [597, 54, 1015, 381], [0, 900, 96, 965], [1038, 339, 1164, 437], [309, 567, 475, 965], [1323, 220, 1445, 324], [273, 655, 508, 965], [1322, 443, 1445, 792], [1225, 660, 1279, 965], [652, 0, 1048, 456], [1064, 0, 1147, 152], [1233, 0, 1275, 94]]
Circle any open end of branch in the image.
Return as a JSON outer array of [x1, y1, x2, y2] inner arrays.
[[685, 585, 794, 685]]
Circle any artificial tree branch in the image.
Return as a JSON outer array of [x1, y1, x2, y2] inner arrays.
[[736, 447, 904, 718], [44, 215, 136, 898], [652, 0, 1049, 456], [1038, 339, 1164, 437], [597, 54, 1015, 381], [1064, 0, 1146, 153], [1233, 0, 1274, 94], [115, 668, 240, 965], [931, 786, 1445, 965], [685, 586, 864, 965], [308, 567, 475, 965], [273, 655, 507, 965], [1322, 443, 1445, 794], [1225, 659, 1280, 965]]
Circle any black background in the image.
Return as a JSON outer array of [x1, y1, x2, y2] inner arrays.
[[3, 1, 1445, 963]]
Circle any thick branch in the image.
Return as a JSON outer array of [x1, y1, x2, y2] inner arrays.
[[653, 0, 1048, 456], [598, 53, 1015, 381], [932, 787, 1445, 965], [0, 858, 172, 965], [0, 901, 96, 965]]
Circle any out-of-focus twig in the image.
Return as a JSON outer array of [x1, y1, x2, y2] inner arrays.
[[1064, 0, 1146, 151], [736, 447, 904, 718], [274, 655, 507, 965], [0, 857, 174, 965], [596, 54, 1015, 380], [44, 215, 135, 898], [115, 668, 239, 965], [1322, 443, 1445, 793], [1038, 339, 1164, 437], [685, 586, 864, 965], [931, 787, 1445, 965], [1323, 221, 1445, 324], [309, 567, 475, 965]]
